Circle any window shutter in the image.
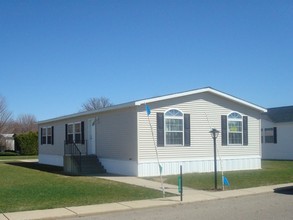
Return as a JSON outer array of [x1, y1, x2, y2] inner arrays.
[[51, 126, 54, 145], [184, 114, 190, 146], [221, 115, 227, 146], [273, 127, 277, 144], [157, 113, 164, 146], [81, 121, 85, 144], [65, 124, 68, 144], [40, 128, 44, 145], [243, 116, 248, 146]]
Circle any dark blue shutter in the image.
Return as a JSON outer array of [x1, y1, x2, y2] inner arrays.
[[157, 113, 164, 146], [65, 124, 68, 144], [221, 115, 227, 146], [51, 126, 54, 145], [243, 116, 248, 145], [81, 121, 85, 144], [40, 127, 44, 145], [273, 127, 277, 144], [184, 114, 190, 146]]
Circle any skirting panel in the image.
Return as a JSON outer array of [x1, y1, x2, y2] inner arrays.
[[38, 154, 63, 167], [138, 156, 261, 177], [99, 158, 138, 176]]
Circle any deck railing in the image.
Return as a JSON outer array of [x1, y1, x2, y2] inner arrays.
[[64, 140, 87, 174]]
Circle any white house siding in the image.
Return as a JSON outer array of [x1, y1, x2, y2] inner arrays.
[[96, 107, 138, 174], [137, 92, 262, 177], [38, 107, 138, 174], [38, 114, 96, 167], [262, 120, 293, 160]]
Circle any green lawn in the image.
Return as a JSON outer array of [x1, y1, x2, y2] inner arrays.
[[160, 160, 293, 190], [0, 161, 167, 213], [1, 160, 292, 213], [0, 155, 37, 160]]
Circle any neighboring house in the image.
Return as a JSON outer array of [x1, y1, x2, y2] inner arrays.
[[0, 134, 15, 152], [38, 87, 267, 177], [261, 106, 293, 160]]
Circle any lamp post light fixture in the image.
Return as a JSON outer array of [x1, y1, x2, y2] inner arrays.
[[209, 128, 220, 190]]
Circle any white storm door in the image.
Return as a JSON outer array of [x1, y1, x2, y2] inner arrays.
[[88, 118, 96, 155]]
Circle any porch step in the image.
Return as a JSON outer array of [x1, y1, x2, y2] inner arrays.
[[80, 155, 107, 175]]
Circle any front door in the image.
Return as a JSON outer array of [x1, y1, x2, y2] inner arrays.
[[87, 118, 96, 155]]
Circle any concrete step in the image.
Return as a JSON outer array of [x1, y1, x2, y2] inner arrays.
[[79, 155, 107, 175]]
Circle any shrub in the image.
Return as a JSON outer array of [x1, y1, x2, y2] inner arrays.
[[0, 151, 19, 156], [14, 132, 38, 155]]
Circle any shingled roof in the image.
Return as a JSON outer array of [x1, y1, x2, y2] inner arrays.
[[266, 106, 293, 123]]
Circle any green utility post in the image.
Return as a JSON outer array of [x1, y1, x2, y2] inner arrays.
[[178, 165, 183, 201]]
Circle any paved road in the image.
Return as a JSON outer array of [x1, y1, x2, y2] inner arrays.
[[67, 190, 293, 220]]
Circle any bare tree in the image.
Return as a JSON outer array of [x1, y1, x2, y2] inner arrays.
[[0, 95, 12, 134], [81, 97, 113, 111], [14, 114, 37, 133]]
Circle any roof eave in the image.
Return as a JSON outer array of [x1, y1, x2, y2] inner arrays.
[[135, 87, 267, 113], [38, 101, 136, 125]]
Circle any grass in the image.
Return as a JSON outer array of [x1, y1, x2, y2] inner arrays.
[[0, 161, 168, 213], [0, 155, 37, 160], [159, 160, 293, 190], [1, 159, 292, 213]]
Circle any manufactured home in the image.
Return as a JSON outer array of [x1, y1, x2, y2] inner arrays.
[[38, 87, 267, 177], [261, 106, 293, 160]]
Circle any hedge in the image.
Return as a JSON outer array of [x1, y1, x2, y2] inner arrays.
[[0, 151, 19, 156], [14, 132, 38, 155]]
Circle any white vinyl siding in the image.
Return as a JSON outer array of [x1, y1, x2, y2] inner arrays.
[[137, 92, 261, 162], [39, 115, 92, 164], [97, 107, 138, 161], [262, 120, 293, 160]]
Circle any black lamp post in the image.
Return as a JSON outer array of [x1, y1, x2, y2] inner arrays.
[[209, 128, 220, 190]]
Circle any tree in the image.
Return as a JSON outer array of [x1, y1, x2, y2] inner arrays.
[[14, 114, 37, 133], [0, 95, 12, 134], [81, 97, 113, 111], [14, 131, 38, 155]]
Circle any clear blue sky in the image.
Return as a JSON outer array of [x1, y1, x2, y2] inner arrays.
[[1, 0, 292, 121]]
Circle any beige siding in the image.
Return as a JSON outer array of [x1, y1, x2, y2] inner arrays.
[[262, 120, 293, 160], [38, 114, 97, 157], [97, 107, 138, 161], [39, 107, 138, 166], [138, 92, 262, 162]]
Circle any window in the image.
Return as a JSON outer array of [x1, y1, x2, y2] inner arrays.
[[75, 123, 81, 143], [66, 122, 84, 144], [165, 109, 184, 145], [41, 128, 47, 144], [47, 127, 52, 144], [41, 126, 54, 145], [157, 110, 190, 147], [228, 112, 243, 145], [264, 127, 277, 144], [221, 112, 248, 146], [67, 124, 74, 143]]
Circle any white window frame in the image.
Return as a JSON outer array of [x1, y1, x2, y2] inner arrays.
[[47, 127, 52, 144], [41, 127, 47, 145], [227, 112, 243, 145], [41, 127, 52, 145], [164, 108, 184, 146], [264, 128, 275, 143], [67, 122, 82, 144]]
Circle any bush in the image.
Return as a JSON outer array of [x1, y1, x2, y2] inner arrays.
[[14, 132, 38, 155], [0, 151, 19, 156]]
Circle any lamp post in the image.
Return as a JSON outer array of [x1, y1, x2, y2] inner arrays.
[[209, 128, 220, 190]]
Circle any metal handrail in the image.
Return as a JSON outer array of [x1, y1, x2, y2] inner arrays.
[[64, 141, 82, 173]]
